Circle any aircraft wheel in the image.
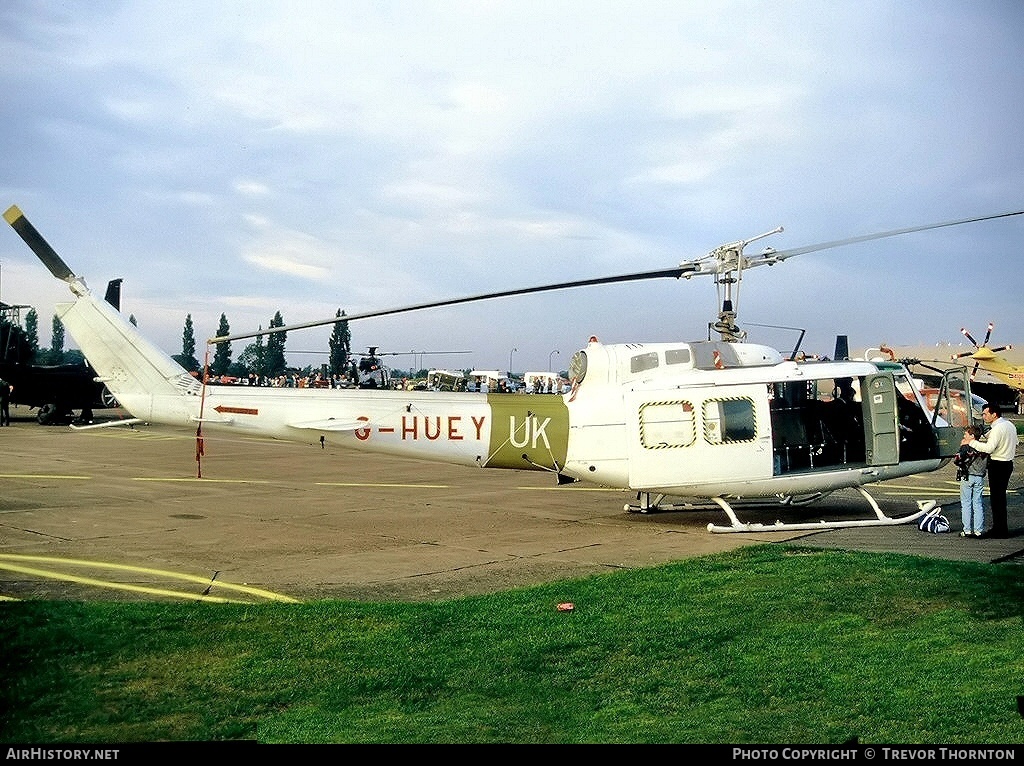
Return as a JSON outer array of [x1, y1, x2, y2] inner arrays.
[[101, 388, 119, 408]]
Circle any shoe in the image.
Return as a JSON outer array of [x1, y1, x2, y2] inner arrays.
[[960, 530, 971, 538], [973, 532, 982, 537]]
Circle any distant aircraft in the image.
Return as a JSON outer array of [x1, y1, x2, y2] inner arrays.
[[0, 282, 120, 424], [952, 323, 1023, 392], [0, 360, 115, 424]]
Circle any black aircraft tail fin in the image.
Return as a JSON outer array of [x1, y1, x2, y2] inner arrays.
[[834, 335, 850, 361], [104, 278, 122, 311]]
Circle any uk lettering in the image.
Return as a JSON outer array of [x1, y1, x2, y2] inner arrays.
[[354, 414, 553, 448]]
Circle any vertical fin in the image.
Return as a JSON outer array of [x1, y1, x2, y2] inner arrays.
[[5, 205, 200, 419]]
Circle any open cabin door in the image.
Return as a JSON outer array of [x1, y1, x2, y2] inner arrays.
[[862, 373, 899, 466], [929, 365, 977, 458]]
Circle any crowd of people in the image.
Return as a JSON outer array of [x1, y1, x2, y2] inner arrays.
[[201, 370, 569, 393], [204, 372, 353, 388]]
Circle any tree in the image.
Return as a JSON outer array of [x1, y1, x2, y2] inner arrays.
[[25, 308, 39, 359], [63, 349, 87, 366], [211, 314, 232, 376], [264, 311, 287, 378], [329, 309, 351, 375], [172, 314, 200, 372], [237, 328, 265, 378], [48, 314, 65, 365]]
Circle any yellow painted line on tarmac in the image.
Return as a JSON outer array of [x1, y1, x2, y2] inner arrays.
[[2, 474, 276, 484], [316, 481, 449, 488], [90, 430, 183, 440], [0, 473, 92, 480], [132, 477, 272, 483], [0, 554, 300, 603], [878, 480, 985, 498], [883, 489, 963, 497], [0, 562, 244, 603], [517, 486, 626, 493]]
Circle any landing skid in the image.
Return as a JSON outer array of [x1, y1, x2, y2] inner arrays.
[[626, 489, 936, 534]]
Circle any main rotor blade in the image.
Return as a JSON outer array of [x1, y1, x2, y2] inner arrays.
[[291, 349, 472, 356], [3, 205, 76, 282], [769, 209, 1024, 261], [210, 265, 698, 344], [211, 207, 1024, 345], [981, 322, 994, 347], [960, 327, 979, 347]]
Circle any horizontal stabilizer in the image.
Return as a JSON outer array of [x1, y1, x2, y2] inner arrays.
[[69, 418, 143, 431], [288, 419, 367, 432]]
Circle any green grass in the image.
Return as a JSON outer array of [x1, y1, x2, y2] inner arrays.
[[2, 545, 1022, 744]]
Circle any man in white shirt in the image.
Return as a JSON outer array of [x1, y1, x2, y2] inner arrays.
[[962, 402, 1019, 538]]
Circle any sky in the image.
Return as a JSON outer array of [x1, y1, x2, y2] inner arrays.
[[1, 0, 1023, 375]]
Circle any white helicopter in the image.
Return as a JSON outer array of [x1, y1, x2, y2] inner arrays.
[[5, 204, 1022, 533]]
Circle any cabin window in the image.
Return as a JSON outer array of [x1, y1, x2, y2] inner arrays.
[[630, 352, 659, 373], [892, 373, 920, 404], [638, 401, 696, 448], [703, 398, 756, 444], [664, 348, 691, 366], [813, 377, 860, 403]]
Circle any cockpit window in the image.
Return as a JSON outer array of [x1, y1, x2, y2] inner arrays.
[[568, 350, 588, 383], [630, 352, 659, 373], [892, 373, 920, 403], [664, 348, 692, 366]]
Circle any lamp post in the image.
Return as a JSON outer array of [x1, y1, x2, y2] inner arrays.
[[548, 349, 560, 372], [509, 347, 517, 375]]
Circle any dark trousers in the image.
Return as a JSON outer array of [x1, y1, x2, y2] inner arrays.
[[987, 459, 1013, 536]]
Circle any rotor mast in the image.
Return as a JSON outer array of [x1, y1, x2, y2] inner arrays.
[[705, 226, 783, 342]]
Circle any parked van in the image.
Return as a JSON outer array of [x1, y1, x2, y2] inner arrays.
[[425, 369, 467, 391]]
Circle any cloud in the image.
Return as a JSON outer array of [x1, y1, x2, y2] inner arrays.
[[2, 1, 1022, 372]]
